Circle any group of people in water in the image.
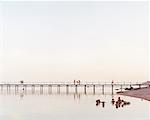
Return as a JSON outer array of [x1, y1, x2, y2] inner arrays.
[[96, 97, 130, 108], [96, 99, 105, 107], [111, 97, 130, 108]]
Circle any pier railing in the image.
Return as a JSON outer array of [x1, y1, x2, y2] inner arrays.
[[0, 81, 147, 85]]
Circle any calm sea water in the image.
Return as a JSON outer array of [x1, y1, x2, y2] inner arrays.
[[0, 87, 149, 120]]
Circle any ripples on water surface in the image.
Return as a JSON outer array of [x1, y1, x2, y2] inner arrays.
[[0, 88, 149, 120]]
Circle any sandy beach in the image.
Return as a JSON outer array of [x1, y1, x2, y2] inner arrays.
[[118, 87, 150, 101]]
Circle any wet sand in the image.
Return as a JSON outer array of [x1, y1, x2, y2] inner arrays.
[[118, 87, 150, 101]]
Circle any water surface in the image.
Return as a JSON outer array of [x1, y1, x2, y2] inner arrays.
[[0, 88, 149, 120]]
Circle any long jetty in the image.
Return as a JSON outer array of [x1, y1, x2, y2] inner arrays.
[[0, 82, 149, 94]]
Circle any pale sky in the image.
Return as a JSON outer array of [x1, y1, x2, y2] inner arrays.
[[0, 1, 149, 82]]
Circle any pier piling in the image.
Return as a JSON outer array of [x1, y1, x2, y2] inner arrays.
[[66, 85, 69, 94], [93, 85, 95, 94], [48, 85, 52, 94], [1, 85, 3, 91], [40, 85, 43, 94], [75, 85, 78, 94], [102, 85, 104, 94], [57, 85, 60, 94], [84, 85, 86, 94], [32, 85, 35, 94], [111, 84, 114, 95]]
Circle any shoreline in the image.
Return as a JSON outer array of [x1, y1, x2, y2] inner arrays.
[[117, 87, 150, 101]]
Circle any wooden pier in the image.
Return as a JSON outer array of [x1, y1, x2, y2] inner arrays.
[[0, 82, 149, 94]]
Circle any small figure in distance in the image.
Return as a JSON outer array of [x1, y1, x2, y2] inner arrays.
[[96, 99, 101, 106], [118, 97, 122, 104], [123, 101, 130, 105], [76, 80, 80, 85], [20, 80, 24, 84], [115, 102, 118, 109], [111, 98, 115, 104], [101, 101, 105, 108], [125, 86, 133, 90], [96, 102, 99, 106], [130, 86, 133, 90]]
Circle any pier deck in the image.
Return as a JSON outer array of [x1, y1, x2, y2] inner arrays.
[[0, 82, 149, 94]]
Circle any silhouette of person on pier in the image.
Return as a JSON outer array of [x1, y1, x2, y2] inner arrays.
[[20, 80, 24, 84], [74, 80, 81, 85]]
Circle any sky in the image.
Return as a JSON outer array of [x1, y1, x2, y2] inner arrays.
[[0, 1, 149, 83]]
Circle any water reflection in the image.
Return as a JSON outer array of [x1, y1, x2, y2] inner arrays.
[[0, 87, 149, 120], [20, 93, 24, 99], [0, 88, 131, 109]]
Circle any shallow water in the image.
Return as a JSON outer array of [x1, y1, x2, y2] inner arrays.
[[0, 88, 149, 120]]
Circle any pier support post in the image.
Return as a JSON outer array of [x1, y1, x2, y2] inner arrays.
[[32, 85, 35, 94], [84, 85, 86, 94], [66, 85, 69, 94], [93, 85, 95, 94], [1, 85, 3, 91], [75, 85, 78, 94], [48, 85, 52, 94], [24, 85, 27, 93], [111, 84, 114, 95], [57, 85, 60, 94], [40, 85, 43, 94], [102, 85, 104, 94], [15, 85, 18, 92], [7, 85, 10, 92], [7, 85, 8, 91]]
